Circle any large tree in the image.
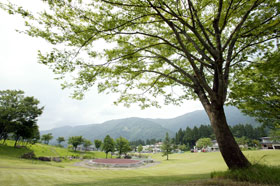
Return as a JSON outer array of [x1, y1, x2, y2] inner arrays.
[[57, 136, 65, 146], [115, 136, 131, 158], [0, 90, 43, 147], [83, 139, 93, 151], [196, 137, 212, 149], [94, 139, 102, 151], [161, 132, 173, 160], [41, 133, 53, 145], [68, 136, 84, 151], [230, 50, 280, 129], [2, 0, 279, 169], [102, 135, 115, 159]]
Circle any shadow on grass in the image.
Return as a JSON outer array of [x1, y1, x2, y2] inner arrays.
[[56, 173, 210, 186], [0, 144, 31, 158]]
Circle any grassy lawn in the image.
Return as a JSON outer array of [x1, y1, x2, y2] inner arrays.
[[0, 141, 280, 186]]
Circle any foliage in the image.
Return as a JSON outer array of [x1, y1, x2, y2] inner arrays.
[[161, 132, 173, 160], [196, 138, 212, 149], [269, 127, 280, 142], [175, 124, 266, 148], [56, 137, 65, 145], [178, 144, 189, 152], [234, 136, 249, 147], [83, 139, 92, 151], [2, 0, 279, 169], [115, 136, 131, 158], [68, 136, 84, 151], [230, 51, 280, 129], [94, 139, 102, 150], [230, 124, 266, 139], [41, 133, 53, 145], [2, 0, 278, 107], [137, 144, 143, 153], [0, 90, 43, 147], [102, 135, 115, 159], [176, 125, 213, 147], [211, 164, 280, 185], [130, 139, 145, 146]]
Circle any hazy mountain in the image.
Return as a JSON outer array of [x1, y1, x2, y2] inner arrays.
[[41, 106, 259, 144], [41, 117, 175, 145], [150, 106, 259, 132]]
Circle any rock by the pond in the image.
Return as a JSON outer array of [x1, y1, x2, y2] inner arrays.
[[38, 156, 51, 161], [21, 152, 36, 159], [52, 157, 62, 162]]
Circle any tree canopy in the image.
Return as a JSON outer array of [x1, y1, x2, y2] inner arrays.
[[196, 137, 212, 149], [161, 132, 173, 160], [102, 135, 115, 158], [94, 139, 102, 150], [230, 50, 280, 129], [83, 139, 93, 151], [2, 0, 279, 169], [0, 90, 43, 147], [68, 136, 84, 151], [41, 133, 53, 145], [115, 136, 131, 158], [57, 136, 65, 145], [137, 144, 143, 153]]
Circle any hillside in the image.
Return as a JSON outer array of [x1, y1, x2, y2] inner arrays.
[[0, 140, 106, 159], [41, 106, 259, 144], [41, 118, 174, 145], [150, 106, 259, 132]]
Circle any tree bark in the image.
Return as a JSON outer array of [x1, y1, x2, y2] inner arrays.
[[206, 104, 251, 169], [14, 136, 20, 148]]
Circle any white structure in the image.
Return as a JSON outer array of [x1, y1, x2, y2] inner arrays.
[[260, 137, 280, 150], [142, 142, 163, 153]]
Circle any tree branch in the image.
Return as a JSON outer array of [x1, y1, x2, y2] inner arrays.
[[222, 0, 262, 51]]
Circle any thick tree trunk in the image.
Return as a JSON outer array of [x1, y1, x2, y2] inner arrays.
[[206, 105, 251, 169]]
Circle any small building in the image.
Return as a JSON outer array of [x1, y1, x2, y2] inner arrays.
[[142, 143, 163, 153], [210, 140, 219, 152], [260, 137, 280, 150]]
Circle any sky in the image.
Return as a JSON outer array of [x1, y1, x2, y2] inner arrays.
[[0, 0, 203, 131]]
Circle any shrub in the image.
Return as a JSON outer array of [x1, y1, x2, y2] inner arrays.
[[211, 164, 280, 185], [21, 151, 36, 159], [82, 155, 95, 159], [38, 156, 51, 161], [124, 155, 132, 159]]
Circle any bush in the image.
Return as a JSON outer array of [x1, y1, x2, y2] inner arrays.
[[21, 151, 36, 159], [38, 156, 51, 161], [211, 164, 280, 185], [124, 155, 132, 159], [82, 155, 95, 159]]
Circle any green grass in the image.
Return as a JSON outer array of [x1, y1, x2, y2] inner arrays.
[[0, 140, 106, 159], [211, 164, 280, 185], [0, 141, 280, 186]]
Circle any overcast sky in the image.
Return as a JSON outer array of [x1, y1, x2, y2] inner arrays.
[[0, 0, 203, 131]]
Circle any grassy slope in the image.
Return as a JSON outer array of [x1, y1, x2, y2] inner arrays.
[[0, 141, 280, 186], [0, 140, 106, 158]]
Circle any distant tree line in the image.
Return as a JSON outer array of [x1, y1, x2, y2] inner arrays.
[[49, 134, 131, 159], [130, 138, 162, 147], [174, 124, 267, 148]]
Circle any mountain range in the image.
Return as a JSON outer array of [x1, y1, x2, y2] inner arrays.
[[41, 106, 259, 144]]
